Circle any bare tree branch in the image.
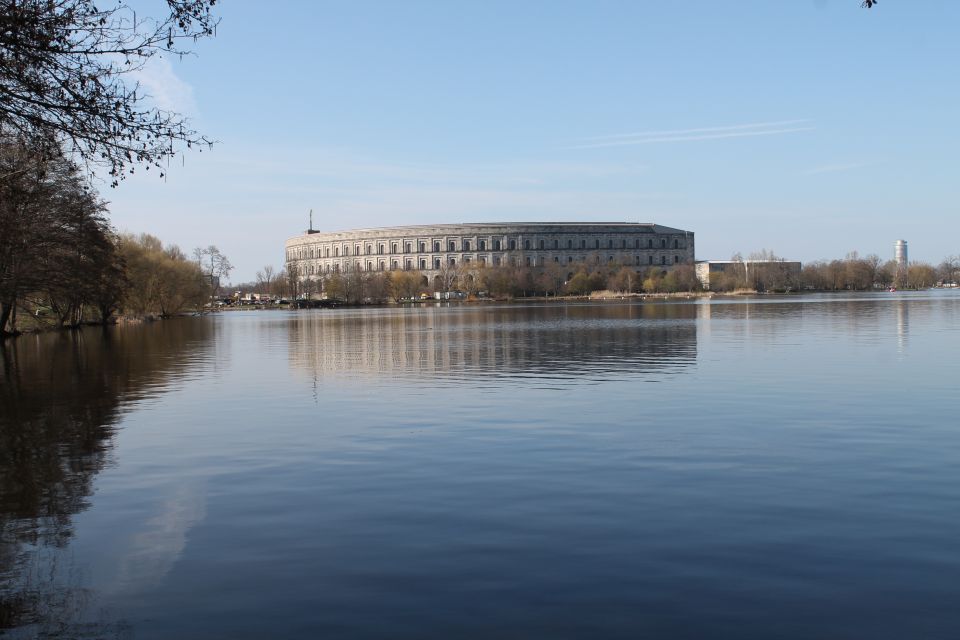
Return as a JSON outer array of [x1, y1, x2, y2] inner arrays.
[[0, 0, 218, 186]]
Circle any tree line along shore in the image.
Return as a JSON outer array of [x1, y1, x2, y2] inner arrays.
[[249, 252, 956, 307], [0, 140, 232, 337], [3, 138, 956, 338]]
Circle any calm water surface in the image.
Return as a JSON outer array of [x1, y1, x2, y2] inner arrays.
[[2, 293, 959, 638]]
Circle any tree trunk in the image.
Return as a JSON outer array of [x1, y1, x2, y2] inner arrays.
[[0, 300, 13, 336]]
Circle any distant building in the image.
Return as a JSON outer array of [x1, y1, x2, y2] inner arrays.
[[695, 260, 802, 291], [894, 240, 908, 270], [285, 222, 696, 288]]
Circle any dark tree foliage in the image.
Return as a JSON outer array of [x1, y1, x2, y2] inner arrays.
[[862, 1, 878, 7], [0, 136, 124, 334], [0, 0, 218, 186]]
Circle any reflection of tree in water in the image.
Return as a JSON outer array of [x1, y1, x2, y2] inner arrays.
[[0, 320, 212, 637], [289, 303, 697, 384]]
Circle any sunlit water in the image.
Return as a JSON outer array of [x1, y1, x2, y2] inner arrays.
[[2, 293, 959, 638]]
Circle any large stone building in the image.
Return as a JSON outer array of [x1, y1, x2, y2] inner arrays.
[[285, 222, 695, 285]]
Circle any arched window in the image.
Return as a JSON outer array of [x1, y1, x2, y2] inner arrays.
[[479, 239, 486, 250], [449, 240, 456, 251], [510, 240, 517, 250], [434, 258, 441, 268], [673, 239, 679, 249], [344, 246, 350, 256], [392, 260, 398, 270], [580, 239, 586, 249], [366, 245, 372, 255], [494, 240, 501, 251], [674, 255, 680, 264], [434, 241, 441, 252], [449, 257, 456, 266], [661, 238, 666, 248], [391, 243, 398, 253], [648, 239, 654, 248], [334, 247, 340, 257], [594, 239, 600, 249], [648, 256, 653, 265], [661, 255, 667, 265], [464, 239, 471, 251], [567, 239, 572, 249], [419, 242, 426, 252], [405, 243, 411, 253], [420, 259, 426, 269]]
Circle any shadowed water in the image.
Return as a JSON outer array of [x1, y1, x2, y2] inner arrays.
[[1, 293, 959, 638]]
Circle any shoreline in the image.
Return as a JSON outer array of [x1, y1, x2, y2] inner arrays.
[[4, 288, 950, 339]]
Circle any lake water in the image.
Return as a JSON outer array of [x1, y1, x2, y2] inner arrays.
[[2, 293, 959, 639]]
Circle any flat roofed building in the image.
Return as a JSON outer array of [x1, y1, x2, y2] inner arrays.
[[695, 260, 802, 291], [286, 222, 695, 285]]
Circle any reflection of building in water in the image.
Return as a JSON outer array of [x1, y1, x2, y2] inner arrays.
[[895, 299, 909, 353], [288, 304, 698, 383], [286, 222, 695, 285]]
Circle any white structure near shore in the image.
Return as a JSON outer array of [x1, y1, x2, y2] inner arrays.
[[695, 260, 802, 290]]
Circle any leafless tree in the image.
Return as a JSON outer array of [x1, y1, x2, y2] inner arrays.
[[193, 245, 232, 295], [0, 0, 218, 185], [256, 265, 275, 296], [1, 137, 123, 334]]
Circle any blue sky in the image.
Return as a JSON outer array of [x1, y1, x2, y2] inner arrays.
[[107, 1, 959, 282]]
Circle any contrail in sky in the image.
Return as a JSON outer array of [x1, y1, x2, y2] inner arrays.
[[569, 120, 813, 149]]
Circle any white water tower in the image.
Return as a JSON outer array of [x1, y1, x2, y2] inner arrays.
[[895, 240, 908, 270]]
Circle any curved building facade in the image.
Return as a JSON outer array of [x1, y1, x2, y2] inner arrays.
[[285, 222, 694, 282]]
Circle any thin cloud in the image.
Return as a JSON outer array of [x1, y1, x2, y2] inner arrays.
[[804, 160, 877, 175], [568, 120, 814, 149], [582, 119, 811, 141], [131, 55, 197, 115]]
